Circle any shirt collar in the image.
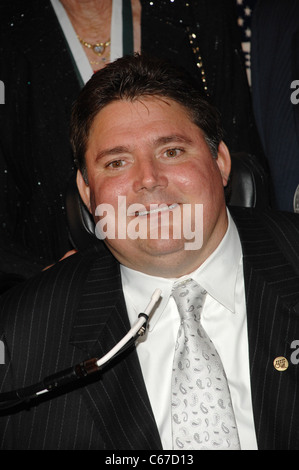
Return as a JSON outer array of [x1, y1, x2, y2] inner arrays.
[[120, 210, 242, 326], [192, 210, 242, 313]]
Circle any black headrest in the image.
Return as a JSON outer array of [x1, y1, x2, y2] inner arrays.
[[225, 152, 270, 208], [65, 176, 97, 251]]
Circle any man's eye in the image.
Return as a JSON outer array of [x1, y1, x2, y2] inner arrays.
[[164, 148, 182, 158], [106, 160, 125, 168]]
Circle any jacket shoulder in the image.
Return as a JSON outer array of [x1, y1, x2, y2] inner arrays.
[[0, 245, 108, 324], [230, 206, 299, 273], [230, 206, 299, 228]]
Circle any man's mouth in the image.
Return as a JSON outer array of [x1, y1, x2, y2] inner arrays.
[[133, 203, 179, 217]]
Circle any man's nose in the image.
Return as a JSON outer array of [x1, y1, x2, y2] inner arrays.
[[132, 158, 168, 192]]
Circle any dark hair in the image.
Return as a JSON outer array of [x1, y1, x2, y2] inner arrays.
[[70, 53, 224, 176]]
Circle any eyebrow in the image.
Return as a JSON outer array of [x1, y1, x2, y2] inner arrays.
[[94, 134, 194, 162], [95, 146, 131, 162], [153, 134, 194, 146]]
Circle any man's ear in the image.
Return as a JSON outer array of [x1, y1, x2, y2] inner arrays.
[[215, 141, 231, 187], [76, 170, 91, 213]]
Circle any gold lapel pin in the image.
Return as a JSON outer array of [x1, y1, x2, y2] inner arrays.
[[273, 356, 289, 371]]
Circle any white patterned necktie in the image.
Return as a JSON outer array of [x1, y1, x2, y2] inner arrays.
[[171, 278, 240, 450]]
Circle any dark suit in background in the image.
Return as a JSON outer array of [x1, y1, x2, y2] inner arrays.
[[251, 0, 299, 212], [0, 0, 263, 279], [1, 207, 299, 450]]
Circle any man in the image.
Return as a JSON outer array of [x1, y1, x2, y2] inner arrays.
[[0, 54, 299, 450]]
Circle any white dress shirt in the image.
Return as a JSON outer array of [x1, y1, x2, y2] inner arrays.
[[121, 212, 258, 450]]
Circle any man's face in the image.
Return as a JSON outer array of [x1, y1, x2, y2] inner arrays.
[[77, 97, 231, 277]]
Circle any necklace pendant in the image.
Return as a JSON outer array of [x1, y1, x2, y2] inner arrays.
[[93, 43, 105, 56], [77, 36, 111, 57]]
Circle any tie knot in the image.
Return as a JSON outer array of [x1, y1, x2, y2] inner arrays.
[[171, 278, 207, 321]]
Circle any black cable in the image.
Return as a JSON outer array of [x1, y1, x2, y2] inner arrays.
[[0, 313, 149, 411]]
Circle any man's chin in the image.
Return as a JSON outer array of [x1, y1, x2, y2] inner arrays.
[[105, 237, 187, 262], [105, 236, 204, 278], [144, 237, 188, 254]]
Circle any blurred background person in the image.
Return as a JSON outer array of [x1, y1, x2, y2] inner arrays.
[[251, 0, 299, 212]]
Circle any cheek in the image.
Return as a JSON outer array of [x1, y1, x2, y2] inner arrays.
[[174, 161, 218, 196], [89, 177, 130, 219]]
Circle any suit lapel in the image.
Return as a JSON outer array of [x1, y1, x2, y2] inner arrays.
[[70, 248, 162, 449], [231, 208, 299, 449], [22, 1, 83, 89]]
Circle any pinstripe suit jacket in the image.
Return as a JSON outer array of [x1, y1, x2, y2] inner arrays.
[[1, 207, 299, 450]]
